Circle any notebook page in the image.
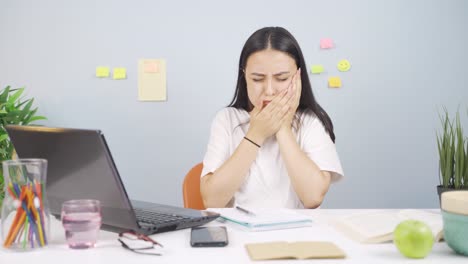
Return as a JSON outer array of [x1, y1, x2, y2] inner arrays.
[[289, 242, 346, 259], [337, 211, 401, 239], [397, 209, 443, 239], [208, 208, 311, 226], [245, 242, 291, 260]]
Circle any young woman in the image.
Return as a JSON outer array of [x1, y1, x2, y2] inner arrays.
[[200, 27, 343, 209]]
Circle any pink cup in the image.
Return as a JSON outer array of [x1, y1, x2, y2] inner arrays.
[[61, 200, 102, 249]]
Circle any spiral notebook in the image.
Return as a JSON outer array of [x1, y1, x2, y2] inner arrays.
[[207, 208, 313, 231]]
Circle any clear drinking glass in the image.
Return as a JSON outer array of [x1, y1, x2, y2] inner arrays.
[[61, 199, 102, 249], [1, 159, 50, 250]]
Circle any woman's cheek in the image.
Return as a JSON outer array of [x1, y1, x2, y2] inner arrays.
[[248, 85, 262, 106], [276, 81, 290, 92]]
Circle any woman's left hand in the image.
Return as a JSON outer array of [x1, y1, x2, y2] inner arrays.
[[278, 68, 301, 132]]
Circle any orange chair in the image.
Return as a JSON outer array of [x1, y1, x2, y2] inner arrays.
[[182, 162, 206, 210]]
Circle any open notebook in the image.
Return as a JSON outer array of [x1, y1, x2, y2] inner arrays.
[[207, 208, 313, 231], [331, 209, 443, 243]]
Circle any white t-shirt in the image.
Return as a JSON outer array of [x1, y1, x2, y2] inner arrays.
[[201, 107, 344, 209]]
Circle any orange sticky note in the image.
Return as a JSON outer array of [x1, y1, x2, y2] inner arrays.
[[328, 77, 341, 88], [144, 61, 159, 73], [320, 38, 334, 49]]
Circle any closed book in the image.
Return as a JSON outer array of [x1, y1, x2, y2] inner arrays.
[[245, 241, 346, 260]]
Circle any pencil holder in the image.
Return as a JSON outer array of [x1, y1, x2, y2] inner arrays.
[[1, 159, 50, 250]]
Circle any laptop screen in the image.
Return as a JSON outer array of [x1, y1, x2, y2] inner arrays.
[[5, 125, 139, 231]]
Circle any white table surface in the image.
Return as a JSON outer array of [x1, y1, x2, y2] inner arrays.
[[0, 209, 466, 263]]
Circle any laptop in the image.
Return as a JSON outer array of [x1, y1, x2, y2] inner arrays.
[[5, 125, 219, 235]]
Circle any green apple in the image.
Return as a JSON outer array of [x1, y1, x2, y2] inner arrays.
[[394, 220, 434, 258]]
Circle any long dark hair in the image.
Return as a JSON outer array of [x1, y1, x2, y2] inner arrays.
[[228, 27, 336, 142]]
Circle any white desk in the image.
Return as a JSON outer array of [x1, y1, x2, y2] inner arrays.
[[0, 209, 466, 263]]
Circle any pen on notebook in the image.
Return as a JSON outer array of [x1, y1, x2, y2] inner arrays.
[[235, 206, 255, 216]]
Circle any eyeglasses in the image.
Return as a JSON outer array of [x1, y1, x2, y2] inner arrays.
[[118, 231, 164, 256]]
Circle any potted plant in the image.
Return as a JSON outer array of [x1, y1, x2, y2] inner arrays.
[[0, 86, 46, 207], [436, 108, 468, 203]]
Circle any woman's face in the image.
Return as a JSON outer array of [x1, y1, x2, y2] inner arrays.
[[244, 49, 297, 110]]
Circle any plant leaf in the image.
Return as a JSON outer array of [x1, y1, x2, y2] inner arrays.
[[18, 99, 33, 121], [0, 86, 11, 102], [7, 88, 24, 105], [26, 115, 47, 124], [0, 134, 8, 143]]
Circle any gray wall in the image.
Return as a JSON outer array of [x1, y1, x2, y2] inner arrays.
[[1, 0, 467, 208]]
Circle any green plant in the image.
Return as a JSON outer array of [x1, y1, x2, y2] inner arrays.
[[465, 111, 468, 187], [437, 108, 456, 188], [0, 86, 46, 205], [454, 111, 466, 189], [437, 107, 467, 189]]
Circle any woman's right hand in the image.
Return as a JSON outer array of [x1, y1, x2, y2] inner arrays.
[[246, 87, 294, 145]]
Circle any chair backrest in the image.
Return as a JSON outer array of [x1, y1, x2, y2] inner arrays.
[[182, 162, 205, 210]]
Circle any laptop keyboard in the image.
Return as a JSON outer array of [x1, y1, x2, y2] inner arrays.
[[134, 208, 190, 225]]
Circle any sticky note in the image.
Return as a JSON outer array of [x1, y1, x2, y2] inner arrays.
[[113, 68, 127, 80], [96, 67, 110, 78], [144, 61, 159, 73], [328, 77, 341, 88], [311, 65, 324, 74], [320, 38, 334, 49], [138, 59, 166, 101], [337, 59, 351, 72]]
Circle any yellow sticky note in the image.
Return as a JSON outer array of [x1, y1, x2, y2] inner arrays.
[[311, 65, 324, 74], [113, 68, 127, 80], [328, 77, 342, 88], [337, 59, 351, 72], [96, 66, 110, 78], [138, 59, 166, 101]]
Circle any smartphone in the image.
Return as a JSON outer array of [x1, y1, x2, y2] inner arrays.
[[190, 226, 229, 247]]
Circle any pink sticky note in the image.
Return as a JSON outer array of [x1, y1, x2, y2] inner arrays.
[[144, 61, 159, 73], [320, 38, 334, 49]]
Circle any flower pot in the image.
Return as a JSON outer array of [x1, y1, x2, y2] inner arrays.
[[437, 185, 457, 206]]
